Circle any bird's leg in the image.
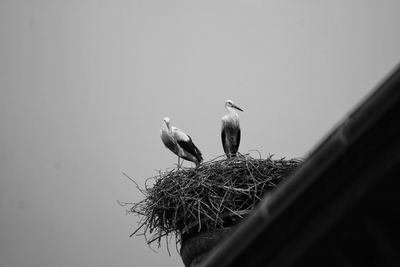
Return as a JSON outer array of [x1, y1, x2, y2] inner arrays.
[[177, 157, 181, 169]]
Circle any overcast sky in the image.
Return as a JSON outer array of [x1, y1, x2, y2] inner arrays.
[[1, 1, 400, 266]]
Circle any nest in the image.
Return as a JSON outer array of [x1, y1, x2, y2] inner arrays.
[[124, 154, 302, 248]]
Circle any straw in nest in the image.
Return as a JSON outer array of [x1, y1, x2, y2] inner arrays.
[[122, 153, 302, 248]]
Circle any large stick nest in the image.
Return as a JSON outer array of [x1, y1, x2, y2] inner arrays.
[[125, 154, 302, 247]]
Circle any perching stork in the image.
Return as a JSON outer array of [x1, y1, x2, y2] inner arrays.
[[160, 117, 203, 168], [221, 100, 244, 158]]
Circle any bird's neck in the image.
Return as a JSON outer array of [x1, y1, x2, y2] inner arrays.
[[166, 123, 172, 132], [227, 107, 238, 116], [226, 107, 240, 126]]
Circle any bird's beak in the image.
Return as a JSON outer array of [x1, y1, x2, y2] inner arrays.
[[232, 104, 244, 112], [163, 120, 169, 129]]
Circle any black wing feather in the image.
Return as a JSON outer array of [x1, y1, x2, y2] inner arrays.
[[235, 128, 240, 154], [232, 128, 240, 156], [221, 124, 240, 157], [221, 128, 229, 157], [177, 136, 203, 163]]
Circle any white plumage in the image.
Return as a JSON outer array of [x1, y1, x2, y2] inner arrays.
[[160, 117, 203, 168], [221, 100, 244, 158]]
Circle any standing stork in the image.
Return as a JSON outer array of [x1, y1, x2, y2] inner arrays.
[[160, 117, 203, 168], [221, 100, 244, 158]]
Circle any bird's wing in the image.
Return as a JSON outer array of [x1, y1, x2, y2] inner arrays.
[[177, 135, 203, 162], [221, 119, 240, 157], [190, 136, 203, 162], [172, 127, 190, 141], [221, 127, 229, 157], [233, 128, 241, 155]]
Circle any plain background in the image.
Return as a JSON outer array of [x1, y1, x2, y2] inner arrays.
[[1, 1, 400, 266]]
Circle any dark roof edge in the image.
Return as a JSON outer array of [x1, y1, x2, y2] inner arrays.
[[199, 62, 400, 267]]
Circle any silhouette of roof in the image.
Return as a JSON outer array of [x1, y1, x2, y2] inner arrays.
[[199, 63, 400, 267]]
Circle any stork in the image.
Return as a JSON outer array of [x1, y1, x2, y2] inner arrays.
[[160, 117, 203, 168], [221, 100, 244, 158]]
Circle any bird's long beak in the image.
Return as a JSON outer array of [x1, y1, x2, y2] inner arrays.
[[163, 120, 170, 130], [232, 104, 244, 112]]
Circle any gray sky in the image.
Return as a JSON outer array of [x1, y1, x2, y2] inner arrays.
[[1, 1, 400, 266]]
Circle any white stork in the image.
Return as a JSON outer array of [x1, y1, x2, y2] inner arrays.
[[160, 117, 203, 168], [221, 100, 244, 158]]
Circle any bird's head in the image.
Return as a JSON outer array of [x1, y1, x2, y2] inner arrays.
[[163, 117, 171, 128], [225, 99, 244, 112]]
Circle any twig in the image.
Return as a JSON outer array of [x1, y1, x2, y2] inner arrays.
[[125, 154, 302, 250]]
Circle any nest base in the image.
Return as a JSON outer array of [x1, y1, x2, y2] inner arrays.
[[180, 227, 233, 267], [127, 154, 302, 259]]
